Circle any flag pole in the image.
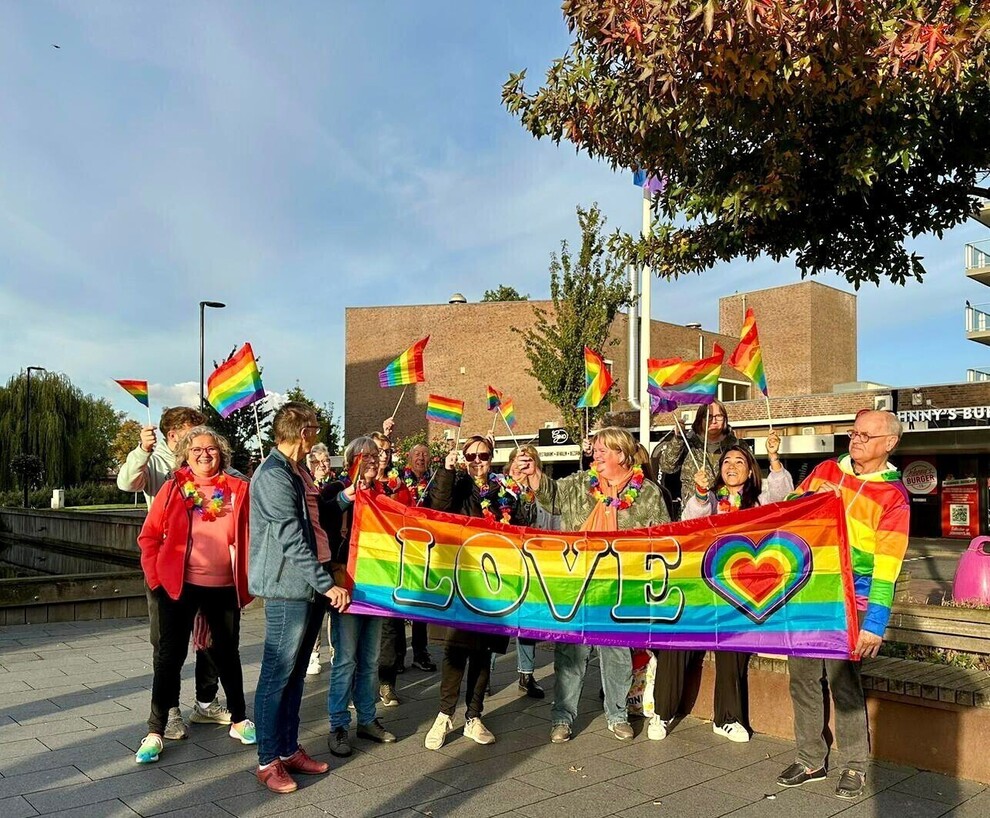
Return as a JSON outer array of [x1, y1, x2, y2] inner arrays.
[[677, 413, 703, 471], [416, 468, 439, 507], [489, 412, 498, 438], [147, 405, 153, 429], [764, 394, 774, 432], [392, 386, 408, 420], [501, 412, 519, 448], [253, 402, 266, 457]]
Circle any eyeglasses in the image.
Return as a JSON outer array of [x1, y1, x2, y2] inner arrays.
[[847, 430, 892, 443], [301, 425, 321, 435], [463, 451, 492, 463], [189, 446, 220, 457], [710, 415, 726, 421]]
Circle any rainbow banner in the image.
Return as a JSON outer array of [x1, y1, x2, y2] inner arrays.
[[207, 343, 265, 418], [346, 491, 858, 658], [646, 357, 684, 414], [486, 385, 502, 412], [577, 346, 614, 409], [499, 396, 517, 430], [114, 379, 149, 408], [728, 308, 769, 396], [426, 394, 464, 427], [651, 345, 724, 407], [379, 336, 429, 388]]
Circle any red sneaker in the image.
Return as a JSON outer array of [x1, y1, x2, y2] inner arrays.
[[256, 760, 298, 794], [281, 746, 330, 775]]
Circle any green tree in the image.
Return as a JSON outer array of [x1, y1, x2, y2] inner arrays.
[[503, 1, 990, 287], [517, 204, 632, 439], [0, 371, 123, 490], [481, 285, 530, 302], [111, 419, 144, 465], [392, 429, 450, 472], [281, 384, 341, 455]]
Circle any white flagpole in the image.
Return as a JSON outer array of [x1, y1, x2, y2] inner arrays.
[[391, 385, 408, 420], [253, 402, 266, 457]]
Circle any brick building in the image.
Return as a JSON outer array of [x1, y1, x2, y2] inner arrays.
[[345, 281, 990, 538]]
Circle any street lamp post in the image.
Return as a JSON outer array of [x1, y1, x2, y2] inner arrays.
[[23, 366, 47, 508], [199, 301, 226, 411]]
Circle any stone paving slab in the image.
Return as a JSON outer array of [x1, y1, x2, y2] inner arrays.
[[2, 612, 988, 818]]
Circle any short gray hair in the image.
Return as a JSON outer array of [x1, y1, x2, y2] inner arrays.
[[343, 436, 379, 470]]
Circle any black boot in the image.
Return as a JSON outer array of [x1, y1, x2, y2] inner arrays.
[[518, 673, 545, 699]]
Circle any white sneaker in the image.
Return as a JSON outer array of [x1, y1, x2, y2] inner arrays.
[[306, 653, 321, 676], [463, 717, 495, 745], [424, 712, 453, 750], [713, 721, 750, 743], [647, 715, 669, 741]]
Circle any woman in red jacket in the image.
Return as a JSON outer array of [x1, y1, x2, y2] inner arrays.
[[135, 427, 254, 764]]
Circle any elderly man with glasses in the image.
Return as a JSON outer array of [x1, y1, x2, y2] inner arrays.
[[776, 410, 910, 799]]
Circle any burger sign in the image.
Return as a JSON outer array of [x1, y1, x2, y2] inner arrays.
[[902, 460, 938, 496]]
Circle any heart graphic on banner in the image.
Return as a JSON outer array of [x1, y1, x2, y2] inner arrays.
[[701, 531, 814, 624]]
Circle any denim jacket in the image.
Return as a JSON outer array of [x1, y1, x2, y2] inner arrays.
[[248, 448, 334, 601]]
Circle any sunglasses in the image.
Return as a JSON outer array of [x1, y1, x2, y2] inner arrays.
[[463, 451, 492, 463]]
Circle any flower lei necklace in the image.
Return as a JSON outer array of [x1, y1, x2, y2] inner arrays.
[[588, 465, 644, 511], [502, 474, 534, 504], [176, 467, 229, 521], [475, 473, 513, 523], [716, 486, 742, 515], [401, 467, 430, 503], [384, 467, 403, 495]]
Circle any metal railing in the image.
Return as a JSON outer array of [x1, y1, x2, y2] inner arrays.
[[967, 368, 990, 382], [965, 302, 990, 332], [965, 239, 990, 271]]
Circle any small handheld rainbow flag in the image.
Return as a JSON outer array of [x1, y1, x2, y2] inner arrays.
[[651, 345, 724, 407], [207, 343, 265, 418], [114, 379, 149, 408], [727, 308, 769, 397], [499, 397, 517, 430], [379, 336, 429, 388], [486, 385, 502, 411], [426, 394, 464, 427], [576, 347, 614, 409], [347, 451, 363, 487]]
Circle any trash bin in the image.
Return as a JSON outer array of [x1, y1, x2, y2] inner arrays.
[[952, 536, 990, 606]]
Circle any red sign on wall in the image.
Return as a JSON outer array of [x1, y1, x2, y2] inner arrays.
[[941, 478, 980, 539]]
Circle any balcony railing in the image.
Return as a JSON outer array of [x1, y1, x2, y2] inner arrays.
[[966, 302, 990, 332], [967, 368, 990, 382], [966, 239, 990, 271]]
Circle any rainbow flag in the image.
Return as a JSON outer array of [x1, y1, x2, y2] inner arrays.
[[651, 345, 724, 407], [499, 397, 517, 430], [728, 308, 769, 397], [347, 452, 363, 487], [647, 357, 685, 414], [486, 385, 502, 411], [345, 491, 858, 659], [576, 346, 614, 409], [207, 343, 265, 418], [114, 379, 149, 408], [379, 336, 429, 388], [426, 394, 464, 427]]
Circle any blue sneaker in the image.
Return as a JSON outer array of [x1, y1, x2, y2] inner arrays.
[[135, 734, 163, 764]]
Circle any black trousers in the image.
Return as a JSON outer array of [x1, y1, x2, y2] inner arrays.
[[653, 650, 751, 728], [439, 645, 491, 720], [149, 585, 245, 735], [379, 616, 405, 686], [145, 583, 220, 704]]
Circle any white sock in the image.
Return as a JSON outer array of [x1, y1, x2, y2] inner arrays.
[[258, 760, 277, 771], [196, 700, 214, 710]]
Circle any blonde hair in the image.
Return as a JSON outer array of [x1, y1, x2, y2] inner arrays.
[[591, 427, 638, 467], [174, 426, 233, 472], [506, 444, 542, 473]]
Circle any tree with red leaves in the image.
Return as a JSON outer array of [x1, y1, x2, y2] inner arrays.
[[504, 1, 990, 287]]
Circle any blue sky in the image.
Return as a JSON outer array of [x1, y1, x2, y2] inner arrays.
[[1, 1, 987, 428]]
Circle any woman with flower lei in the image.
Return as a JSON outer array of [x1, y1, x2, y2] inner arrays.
[[422, 435, 522, 751], [135, 427, 254, 764], [520, 426, 668, 746], [652, 432, 793, 747]]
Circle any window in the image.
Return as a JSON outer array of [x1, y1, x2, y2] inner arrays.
[[718, 380, 750, 402]]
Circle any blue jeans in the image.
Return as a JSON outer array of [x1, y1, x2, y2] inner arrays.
[[328, 611, 383, 730], [551, 643, 632, 728], [490, 638, 538, 676], [254, 599, 325, 765]]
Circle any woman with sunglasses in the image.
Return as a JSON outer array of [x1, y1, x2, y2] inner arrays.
[[423, 435, 524, 750], [519, 427, 669, 744], [135, 427, 254, 764], [651, 432, 792, 744]]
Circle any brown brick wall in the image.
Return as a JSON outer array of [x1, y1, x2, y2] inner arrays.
[[719, 281, 857, 396]]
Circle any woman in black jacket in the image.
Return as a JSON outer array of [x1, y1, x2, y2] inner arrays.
[[423, 435, 525, 750]]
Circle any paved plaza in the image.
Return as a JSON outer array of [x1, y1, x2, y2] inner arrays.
[[1, 609, 988, 818]]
